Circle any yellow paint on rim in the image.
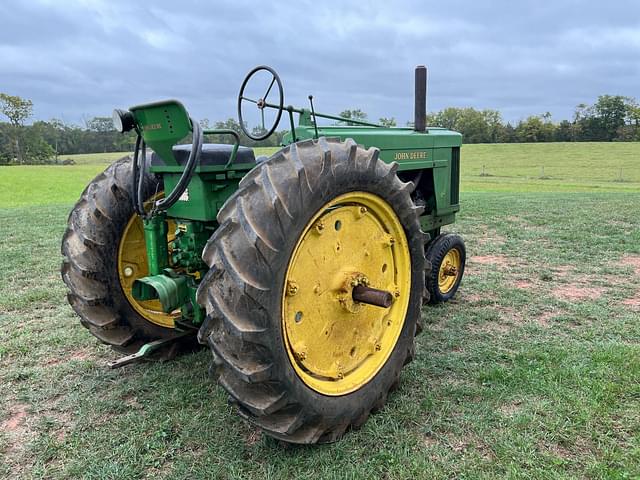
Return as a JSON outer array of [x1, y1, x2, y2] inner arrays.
[[438, 248, 462, 294], [282, 192, 411, 396], [117, 193, 179, 328]]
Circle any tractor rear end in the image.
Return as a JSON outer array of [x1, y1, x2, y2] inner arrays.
[[61, 65, 465, 443]]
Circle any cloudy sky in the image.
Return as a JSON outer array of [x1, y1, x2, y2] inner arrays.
[[1, 0, 639, 128]]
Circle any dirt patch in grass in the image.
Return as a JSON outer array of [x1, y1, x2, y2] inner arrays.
[[553, 284, 605, 301], [538, 440, 572, 460], [622, 292, 640, 310], [498, 400, 523, 416], [469, 321, 511, 335], [536, 311, 558, 327], [552, 265, 574, 278], [445, 434, 496, 460], [245, 428, 262, 446], [45, 348, 91, 367], [514, 280, 535, 290], [469, 254, 511, 266], [459, 291, 483, 303], [474, 228, 507, 247], [422, 434, 438, 447], [1, 402, 34, 467], [2, 404, 28, 433], [622, 255, 640, 276]]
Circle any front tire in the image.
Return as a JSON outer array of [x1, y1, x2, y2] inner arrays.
[[425, 233, 466, 303], [196, 138, 426, 443]]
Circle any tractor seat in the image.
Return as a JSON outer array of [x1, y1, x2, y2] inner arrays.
[[151, 143, 256, 167]]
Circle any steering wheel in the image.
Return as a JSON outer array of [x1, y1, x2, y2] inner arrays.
[[237, 65, 284, 141]]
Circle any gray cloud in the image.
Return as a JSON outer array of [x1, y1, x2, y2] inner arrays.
[[1, 0, 639, 127]]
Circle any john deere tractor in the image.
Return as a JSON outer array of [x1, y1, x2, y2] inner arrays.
[[61, 65, 465, 444]]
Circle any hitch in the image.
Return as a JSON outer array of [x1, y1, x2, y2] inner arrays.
[[107, 331, 194, 369]]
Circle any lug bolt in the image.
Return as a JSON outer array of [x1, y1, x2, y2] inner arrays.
[[287, 280, 299, 296], [384, 236, 396, 248], [314, 221, 325, 234], [375, 343, 381, 351], [123, 266, 134, 277], [443, 264, 458, 277]]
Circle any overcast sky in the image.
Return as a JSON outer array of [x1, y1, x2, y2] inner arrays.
[[1, 0, 639, 128]]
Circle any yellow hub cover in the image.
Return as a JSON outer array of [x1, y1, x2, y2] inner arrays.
[[438, 248, 462, 294], [282, 192, 411, 396], [117, 195, 179, 328]]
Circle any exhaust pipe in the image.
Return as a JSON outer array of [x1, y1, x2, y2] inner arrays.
[[414, 65, 427, 132]]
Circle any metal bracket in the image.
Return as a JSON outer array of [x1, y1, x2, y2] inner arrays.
[[107, 331, 193, 369]]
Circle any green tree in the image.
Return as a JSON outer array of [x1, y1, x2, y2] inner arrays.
[[593, 95, 628, 141], [86, 116, 119, 153], [378, 117, 396, 127], [338, 109, 368, 125], [22, 128, 55, 164], [0, 93, 33, 163], [554, 120, 574, 142], [515, 115, 554, 142]]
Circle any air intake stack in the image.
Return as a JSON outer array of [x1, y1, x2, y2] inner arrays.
[[414, 65, 427, 132]]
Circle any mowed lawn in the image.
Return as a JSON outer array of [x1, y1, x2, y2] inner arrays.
[[0, 142, 639, 479]]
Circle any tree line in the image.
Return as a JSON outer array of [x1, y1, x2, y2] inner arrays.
[[341, 96, 640, 143], [1, 93, 639, 165]]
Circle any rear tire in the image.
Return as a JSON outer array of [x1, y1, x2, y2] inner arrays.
[[61, 156, 174, 353], [196, 138, 427, 443]]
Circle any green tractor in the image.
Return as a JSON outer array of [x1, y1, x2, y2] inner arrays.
[[61, 65, 466, 444]]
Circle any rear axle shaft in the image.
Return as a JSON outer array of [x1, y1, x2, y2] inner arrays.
[[352, 285, 394, 308]]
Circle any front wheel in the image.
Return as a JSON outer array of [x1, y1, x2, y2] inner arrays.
[[197, 138, 426, 443], [425, 233, 466, 303]]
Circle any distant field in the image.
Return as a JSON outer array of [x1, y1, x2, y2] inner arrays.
[[461, 142, 640, 192], [58, 151, 132, 165], [2, 142, 638, 208], [63, 148, 279, 166]]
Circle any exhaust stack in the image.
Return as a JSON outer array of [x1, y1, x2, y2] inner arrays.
[[414, 65, 427, 132]]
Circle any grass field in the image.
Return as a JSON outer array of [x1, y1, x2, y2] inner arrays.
[[1, 142, 638, 209], [1, 142, 639, 479]]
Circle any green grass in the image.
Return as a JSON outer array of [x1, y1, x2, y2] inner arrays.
[[461, 142, 640, 192], [2, 143, 638, 208], [58, 151, 132, 165], [1, 142, 639, 479]]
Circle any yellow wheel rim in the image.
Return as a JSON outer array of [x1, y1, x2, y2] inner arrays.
[[117, 193, 179, 328], [282, 192, 411, 396], [438, 248, 462, 294]]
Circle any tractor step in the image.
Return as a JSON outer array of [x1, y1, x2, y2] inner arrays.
[[107, 331, 194, 369]]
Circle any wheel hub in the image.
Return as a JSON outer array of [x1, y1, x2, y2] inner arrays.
[[282, 192, 411, 396], [117, 193, 179, 328], [438, 248, 462, 294]]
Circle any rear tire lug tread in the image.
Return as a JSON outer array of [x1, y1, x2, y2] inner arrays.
[[218, 372, 287, 416], [209, 335, 273, 384], [61, 156, 173, 350]]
